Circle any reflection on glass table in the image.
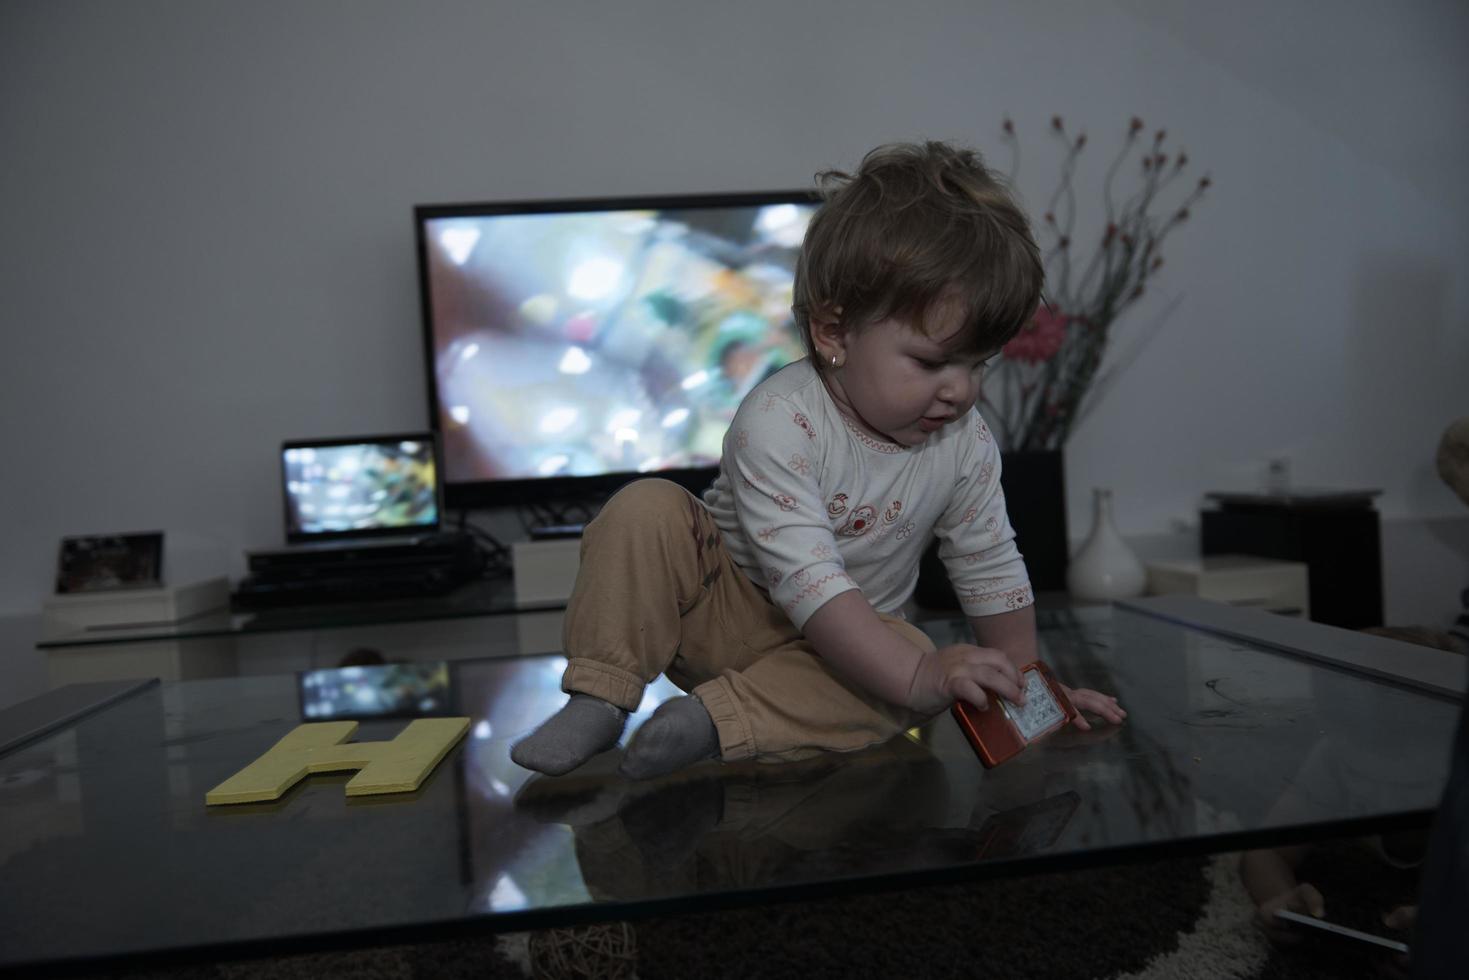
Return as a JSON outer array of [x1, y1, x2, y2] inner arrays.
[[0, 602, 1461, 974], [34, 577, 557, 650]]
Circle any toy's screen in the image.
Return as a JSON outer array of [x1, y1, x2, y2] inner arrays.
[[1002, 670, 1067, 742]]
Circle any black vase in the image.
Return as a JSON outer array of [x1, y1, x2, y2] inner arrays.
[[914, 449, 1069, 610]]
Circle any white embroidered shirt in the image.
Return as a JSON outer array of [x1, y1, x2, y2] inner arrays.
[[701, 358, 1034, 629]]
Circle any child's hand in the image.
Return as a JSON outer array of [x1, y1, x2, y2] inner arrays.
[[1060, 685, 1127, 731], [1255, 882, 1326, 946], [907, 643, 1024, 717], [1379, 905, 1416, 979]]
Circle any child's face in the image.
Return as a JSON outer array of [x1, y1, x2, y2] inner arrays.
[[820, 309, 992, 448]]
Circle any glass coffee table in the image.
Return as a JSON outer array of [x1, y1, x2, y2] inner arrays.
[[1, 597, 1462, 974]]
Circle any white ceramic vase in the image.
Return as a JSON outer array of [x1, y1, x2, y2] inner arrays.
[[1066, 488, 1147, 602]]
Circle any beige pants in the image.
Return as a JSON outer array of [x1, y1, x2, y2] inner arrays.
[[560, 479, 935, 763]]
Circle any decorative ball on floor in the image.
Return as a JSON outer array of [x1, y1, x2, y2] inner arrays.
[[527, 922, 636, 980]]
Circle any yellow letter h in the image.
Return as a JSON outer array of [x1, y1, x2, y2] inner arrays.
[[205, 718, 470, 805]]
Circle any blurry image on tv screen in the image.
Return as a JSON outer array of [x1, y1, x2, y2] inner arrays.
[[284, 440, 437, 535], [299, 661, 451, 720], [424, 202, 815, 484]]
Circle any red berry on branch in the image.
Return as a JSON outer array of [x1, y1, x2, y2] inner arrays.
[[1076, 133, 1087, 148], [1058, 236, 1070, 249], [1176, 152, 1189, 168], [1003, 118, 1014, 135], [1130, 117, 1144, 133], [1052, 115, 1063, 131], [1045, 212, 1055, 224], [1155, 129, 1166, 143], [1200, 176, 1212, 189]]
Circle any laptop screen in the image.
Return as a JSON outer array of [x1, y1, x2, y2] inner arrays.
[[281, 434, 442, 543]]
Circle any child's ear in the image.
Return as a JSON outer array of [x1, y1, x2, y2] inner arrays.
[[809, 304, 847, 353]]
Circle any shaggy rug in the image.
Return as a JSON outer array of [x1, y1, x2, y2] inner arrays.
[[98, 840, 1418, 980]]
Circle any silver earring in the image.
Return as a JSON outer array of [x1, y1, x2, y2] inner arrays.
[[830, 353, 840, 368]]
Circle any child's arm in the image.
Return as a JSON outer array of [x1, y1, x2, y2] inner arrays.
[[804, 590, 1025, 717], [967, 606, 1039, 670]]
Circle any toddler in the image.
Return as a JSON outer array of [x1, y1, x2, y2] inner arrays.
[[513, 141, 1125, 780]]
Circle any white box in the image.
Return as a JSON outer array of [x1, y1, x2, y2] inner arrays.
[[1145, 555, 1310, 617], [512, 539, 582, 605], [41, 576, 231, 639]]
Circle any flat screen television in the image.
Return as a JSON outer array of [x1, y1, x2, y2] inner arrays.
[[415, 190, 821, 511]]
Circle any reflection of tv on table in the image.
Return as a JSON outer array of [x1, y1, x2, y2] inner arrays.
[[415, 191, 820, 511]]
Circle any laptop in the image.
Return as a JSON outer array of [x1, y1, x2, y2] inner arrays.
[[279, 433, 443, 549]]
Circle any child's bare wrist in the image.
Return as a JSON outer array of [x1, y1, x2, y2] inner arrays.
[[904, 649, 939, 712]]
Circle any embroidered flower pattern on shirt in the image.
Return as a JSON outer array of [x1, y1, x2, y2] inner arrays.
[[1001, 585, 1034, 609], [959, 547, 1009, 569], [810, 544, 833, 560], [772, 493, 797, 512], [793, 412, 816, 439], [762, 392, 779, 412], [984, 515, 1002, 543], [896, 520, 916, 540], [976, 418, 992, 443], [766, 567, 783, 585], [836, 504, 878, 537], [978, 459, 994, 485], [827, 493, 849, 518], [736, 429, 750, 449], [960, 506, 978, 524], [757, 526, 780, 542], [788, 453, 812, 476], [864, 501, 905, 544]]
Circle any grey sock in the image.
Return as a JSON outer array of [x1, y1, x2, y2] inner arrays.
[[619, 695, 720, 781], [510, 695, 628, 776]]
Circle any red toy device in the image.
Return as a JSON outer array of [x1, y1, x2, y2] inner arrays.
[[951, 661, 1078, 768]]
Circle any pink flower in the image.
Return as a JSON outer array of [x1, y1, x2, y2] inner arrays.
[[1003, 306, 1069, 365]]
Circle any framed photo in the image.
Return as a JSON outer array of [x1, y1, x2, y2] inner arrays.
[[55, 532, 165, 594]]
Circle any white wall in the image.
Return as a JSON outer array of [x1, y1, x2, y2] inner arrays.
[[2, 0, 1466, 624]]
